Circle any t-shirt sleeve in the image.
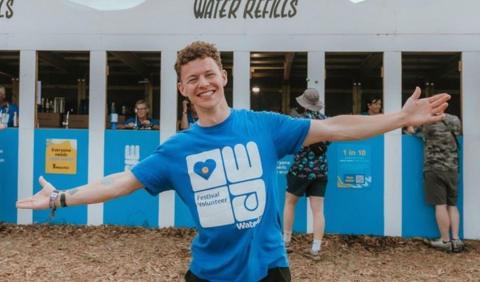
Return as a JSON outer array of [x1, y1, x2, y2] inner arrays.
[[260, 111, 311, 159], [131, 147, 173, 196], [450, 115, 462, 136]]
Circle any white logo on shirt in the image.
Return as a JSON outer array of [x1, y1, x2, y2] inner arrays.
[[186, 141, 265, 229]]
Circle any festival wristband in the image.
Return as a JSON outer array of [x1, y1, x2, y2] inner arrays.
[[49, 190, 60, 218]]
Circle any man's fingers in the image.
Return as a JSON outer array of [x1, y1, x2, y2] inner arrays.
[[428, 93, 450, 105], [430, 113, 446, 123], [410, 87, 421, 100], [39, 176, 49, 188], [16, 199, 34, 209], [432, 102, 449, 115]]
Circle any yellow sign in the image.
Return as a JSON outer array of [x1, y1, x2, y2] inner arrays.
[[45, 139, 77, 174]]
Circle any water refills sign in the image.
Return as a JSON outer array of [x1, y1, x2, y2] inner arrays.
[[45, 139, 77, 175], [0, 0, 14, 19], [193, 0, 299, 19], [336, 143, 372, 189]]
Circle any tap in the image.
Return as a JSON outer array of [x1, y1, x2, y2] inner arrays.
[[62, 110, 70, 129]]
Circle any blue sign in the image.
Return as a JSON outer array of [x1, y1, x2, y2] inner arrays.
[[33, 129, 89, 224], [336, 143, 372, 188], [104, 130, 160, 227], [325, 136, 384, 236], [0, 128, 18, 223]]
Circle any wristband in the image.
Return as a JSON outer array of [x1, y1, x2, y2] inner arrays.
[[60, 192, 68, 208], [49, 190, 60, 218]]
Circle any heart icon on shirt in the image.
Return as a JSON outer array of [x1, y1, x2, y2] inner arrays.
[[194, 159, 216, 180]]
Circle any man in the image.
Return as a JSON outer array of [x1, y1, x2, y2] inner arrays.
[[17, 41, 450, 282], [0, 84, 19, 128], [407, 113, 463, 253], [122, 99, 159, 130], [283, 88, 329, 261]]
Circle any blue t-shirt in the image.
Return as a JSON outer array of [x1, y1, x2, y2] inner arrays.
[[132, 109, 310, 281], [124, 117, 159, 130]]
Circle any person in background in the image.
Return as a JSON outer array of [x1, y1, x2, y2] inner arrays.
[[16, 41, 450, 282], [362, 96, 382, 115], [406, 112, 464, 253], [0, 84, 19, 129], [123, 99, 159, 130], [180, 99, 198, 130], [283, 88, 329, 261]]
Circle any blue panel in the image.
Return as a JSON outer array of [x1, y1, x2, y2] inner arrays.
[[104, 130, 160, 227], [0, 128, 18, 223], [33, 129, 88, 224], [402, 135, 463, 238], [325, 136, 385, 235]]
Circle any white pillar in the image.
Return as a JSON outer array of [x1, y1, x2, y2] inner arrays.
[[17, 50, 36, 224], [461, 52, 480, 239], [87, 51, 107, 225], [158, 50, 177, 228], [306, 51, 325, 233], [233, 51, 250, 109], [383, 52, 403, 236]]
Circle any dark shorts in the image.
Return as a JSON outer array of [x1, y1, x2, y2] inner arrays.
[[185, 267, 291, 282], [286, 173, 327, 197], [424, 170, 458, 206]]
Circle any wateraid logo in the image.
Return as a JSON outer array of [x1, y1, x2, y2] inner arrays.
[[187, 142, 266, 230], [124, 145, 140, 171]]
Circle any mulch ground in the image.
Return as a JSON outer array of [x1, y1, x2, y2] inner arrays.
[[0, 224, 479, 281]]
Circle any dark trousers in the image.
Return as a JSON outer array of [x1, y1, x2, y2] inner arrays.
[[185, 267, 291, 282]]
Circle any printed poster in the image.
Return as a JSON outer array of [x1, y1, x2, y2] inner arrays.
[[45, 139, 77, 174], [336, 143, 372, 188]]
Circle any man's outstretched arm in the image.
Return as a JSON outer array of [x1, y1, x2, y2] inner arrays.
[[16, 171, 143, 210], [303, 87, 450, 146]]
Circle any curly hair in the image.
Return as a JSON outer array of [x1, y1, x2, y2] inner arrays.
[[175, 41, 223, 81]]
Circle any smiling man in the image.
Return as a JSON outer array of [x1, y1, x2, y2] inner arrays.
[[17, 41, 450, 282]]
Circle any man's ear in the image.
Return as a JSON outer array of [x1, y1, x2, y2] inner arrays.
[[178, 81, 187, 98], [222, 69, 228, 87]]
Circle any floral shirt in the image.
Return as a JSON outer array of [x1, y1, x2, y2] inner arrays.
[[288, 110, 329, 180]]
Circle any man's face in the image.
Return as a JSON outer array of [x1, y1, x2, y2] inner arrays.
[[177, 57, 228, 112], [135, 104, 149, 119], [368, 99, 382, 114]]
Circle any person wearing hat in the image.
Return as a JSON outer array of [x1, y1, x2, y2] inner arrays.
[[283, 88, 329, 261]]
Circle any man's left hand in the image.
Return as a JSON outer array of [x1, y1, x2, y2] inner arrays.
[[402, 87, 450, 127]]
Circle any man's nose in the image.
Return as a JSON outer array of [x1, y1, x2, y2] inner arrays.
[[198, 76, 209, 87]]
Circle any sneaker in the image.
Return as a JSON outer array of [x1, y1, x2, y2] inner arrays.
[[429, 239, 452, 252], [451, 239, 465, 253], [302, 249, 321, 261], [285, 241, 293, 254]]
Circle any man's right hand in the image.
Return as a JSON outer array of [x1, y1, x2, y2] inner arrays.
[[16, 176, 55, 210]]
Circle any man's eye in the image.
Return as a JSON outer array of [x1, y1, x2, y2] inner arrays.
[[188, 78, 197, 83]]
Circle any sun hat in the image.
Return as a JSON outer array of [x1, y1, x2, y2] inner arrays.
[[296, 88, 323, 111]]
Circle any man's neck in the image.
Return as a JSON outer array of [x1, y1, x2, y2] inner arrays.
[[196, 103, 231, 127]]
